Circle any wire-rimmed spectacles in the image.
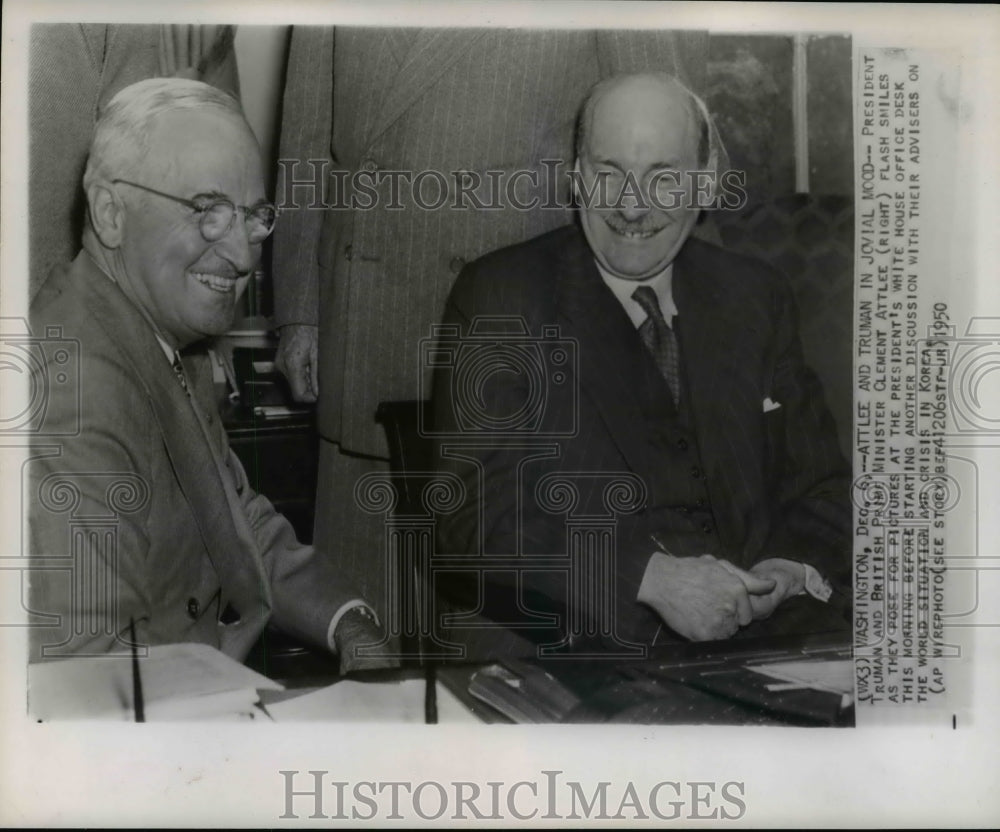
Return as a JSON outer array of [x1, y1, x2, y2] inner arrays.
[[112, 179, 279, 244]]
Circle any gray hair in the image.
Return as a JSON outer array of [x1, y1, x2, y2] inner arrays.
[[82, 77, 244, 191], [575, 72, 719, 171]]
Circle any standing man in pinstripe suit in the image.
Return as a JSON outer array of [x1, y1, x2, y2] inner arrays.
[[434, 74, 851, 653], [271, 28, 705, 627]]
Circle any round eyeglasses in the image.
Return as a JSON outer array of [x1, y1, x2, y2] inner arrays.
[[112, 179, 279, 244]]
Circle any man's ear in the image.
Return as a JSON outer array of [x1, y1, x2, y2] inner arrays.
[[87, 182, 125, 248]]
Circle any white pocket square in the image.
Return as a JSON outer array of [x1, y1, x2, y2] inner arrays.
[[762, 397, 782, 413]]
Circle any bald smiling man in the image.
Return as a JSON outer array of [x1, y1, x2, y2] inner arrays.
[[433, 74, 851, 656]]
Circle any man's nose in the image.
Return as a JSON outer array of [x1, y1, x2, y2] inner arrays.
[[215, 214, 257, 275], [617, 185, 650, 222], [617, 200, 650, 223]]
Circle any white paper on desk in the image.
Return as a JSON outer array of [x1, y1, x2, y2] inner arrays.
[[28, 642, 282, 721], [747, 659, 854, 697], [143, 689, 263, 721], [267, 677, 478, 723]]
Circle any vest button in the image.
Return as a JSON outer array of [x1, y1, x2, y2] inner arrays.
[[690, 465, 702, 479], [449, 256, 466, 274], [696, 496, 707, 508], [701, 520, 714, 534], [362, 157, 378, 173], [676, 438, 689, 451], [186, 597, 200, 619]]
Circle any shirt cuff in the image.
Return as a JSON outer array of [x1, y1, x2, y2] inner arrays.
[[799, 564, 833, 603], [326, 599, 379, 653], [637, 550, 670, 604]]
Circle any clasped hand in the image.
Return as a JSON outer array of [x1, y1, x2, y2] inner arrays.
[[638, 552, 805, 642]]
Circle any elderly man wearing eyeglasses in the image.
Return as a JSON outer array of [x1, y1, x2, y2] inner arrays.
[[27, 78, 387, 673]]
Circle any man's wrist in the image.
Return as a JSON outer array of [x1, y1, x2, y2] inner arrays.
[[332, 606, 381, 656], [340, 605, 378, 627], [327, 601, 379, 653]]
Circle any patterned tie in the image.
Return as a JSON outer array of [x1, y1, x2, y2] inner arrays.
[[170, 351, 189, 393], [632, 285, 681, 405]]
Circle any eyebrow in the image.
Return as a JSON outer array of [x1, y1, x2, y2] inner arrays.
[[593, 159, 684, 172], [191, 189, 229, 201], [192, 190, 272, 207]]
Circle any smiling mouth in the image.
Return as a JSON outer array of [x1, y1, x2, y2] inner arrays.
[[191, 272, 238, 294], [604, 219, 666, 240]]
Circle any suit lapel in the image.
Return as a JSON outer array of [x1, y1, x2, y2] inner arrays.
[[366, 28, 489, 147], [345, 29, 407, 150], [554, 228, 665, 482], [673, 242, 766, 554], [74, 255, 269, 619], [77, 24, 108, 73]]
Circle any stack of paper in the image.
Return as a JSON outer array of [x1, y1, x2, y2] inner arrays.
[[28, 643, 283, 721], [266, 677, 478, 723], [748, 658, 855, 707]]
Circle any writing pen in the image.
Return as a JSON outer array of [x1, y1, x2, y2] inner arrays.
[[130, 616, 145, 723]]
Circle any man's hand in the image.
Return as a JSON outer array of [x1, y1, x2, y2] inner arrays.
[[333, 607, 398, 675], [274, 324, 319, 402], [637, 552, 776, 641], [740, 558, 807, 621]]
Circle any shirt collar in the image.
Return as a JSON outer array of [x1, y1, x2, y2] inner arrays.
[[153, 332, 178, 365], [595, 260, 678, 329]]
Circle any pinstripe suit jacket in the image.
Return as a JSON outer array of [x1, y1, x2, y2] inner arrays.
[[434, 225, 851, 647], [272, 26, 706, 457]]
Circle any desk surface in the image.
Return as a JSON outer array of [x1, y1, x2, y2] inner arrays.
[[261, 628, 853, 726], [441, 629, 853, 726]]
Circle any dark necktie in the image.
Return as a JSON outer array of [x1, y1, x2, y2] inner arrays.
[[632, 285, 681, 405]]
